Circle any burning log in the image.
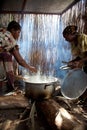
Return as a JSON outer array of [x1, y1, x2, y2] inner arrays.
[[36, 99, 87, 130]]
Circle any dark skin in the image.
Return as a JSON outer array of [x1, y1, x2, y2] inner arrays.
[[63, 33, 87, 69], [10, 28, 37, 73]]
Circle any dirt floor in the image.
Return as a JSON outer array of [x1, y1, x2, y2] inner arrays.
[[0, 93, 50, 130], [0, 80, 87, 130], [0, 93, 87, 130]]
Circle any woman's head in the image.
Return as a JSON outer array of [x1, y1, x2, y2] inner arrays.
[[7, 21, 21, 40], [63, 25, 77, 42]]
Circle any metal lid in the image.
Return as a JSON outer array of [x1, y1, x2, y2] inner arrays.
[[61, 69, 87, 99]]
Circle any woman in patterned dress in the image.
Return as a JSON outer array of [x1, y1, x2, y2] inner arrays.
[[0, 21, 37, 92]]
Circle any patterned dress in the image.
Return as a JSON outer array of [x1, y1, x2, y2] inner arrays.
[[0, 30, 18, 90]]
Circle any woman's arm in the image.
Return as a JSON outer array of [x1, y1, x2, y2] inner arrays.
[[68, 56, 87, 69], [10, 48, 37, 73]]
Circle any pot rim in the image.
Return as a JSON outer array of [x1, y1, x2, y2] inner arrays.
[[23, 77, 58, 85]]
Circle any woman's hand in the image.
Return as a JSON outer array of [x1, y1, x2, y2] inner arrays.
[[68, 60, 83, 69], [28, 65, 37, 73]]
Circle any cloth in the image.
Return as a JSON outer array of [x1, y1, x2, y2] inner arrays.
[[0, 31, 18, 90], [70, 33, 87, 73], [0, 31, 17, 53], [71, 34, 87, 58]]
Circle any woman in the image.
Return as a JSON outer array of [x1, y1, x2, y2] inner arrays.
[[0, 21, 37, 92], [63, 25, 87, 101], [63, 25, 87, 72]]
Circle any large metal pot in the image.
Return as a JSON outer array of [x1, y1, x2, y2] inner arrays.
[[23, 75, 59, 100]]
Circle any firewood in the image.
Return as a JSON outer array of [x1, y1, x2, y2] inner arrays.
[[36, 99, 87, 130], [0, 118, 29, 130], [0, 95, 29, 109]]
